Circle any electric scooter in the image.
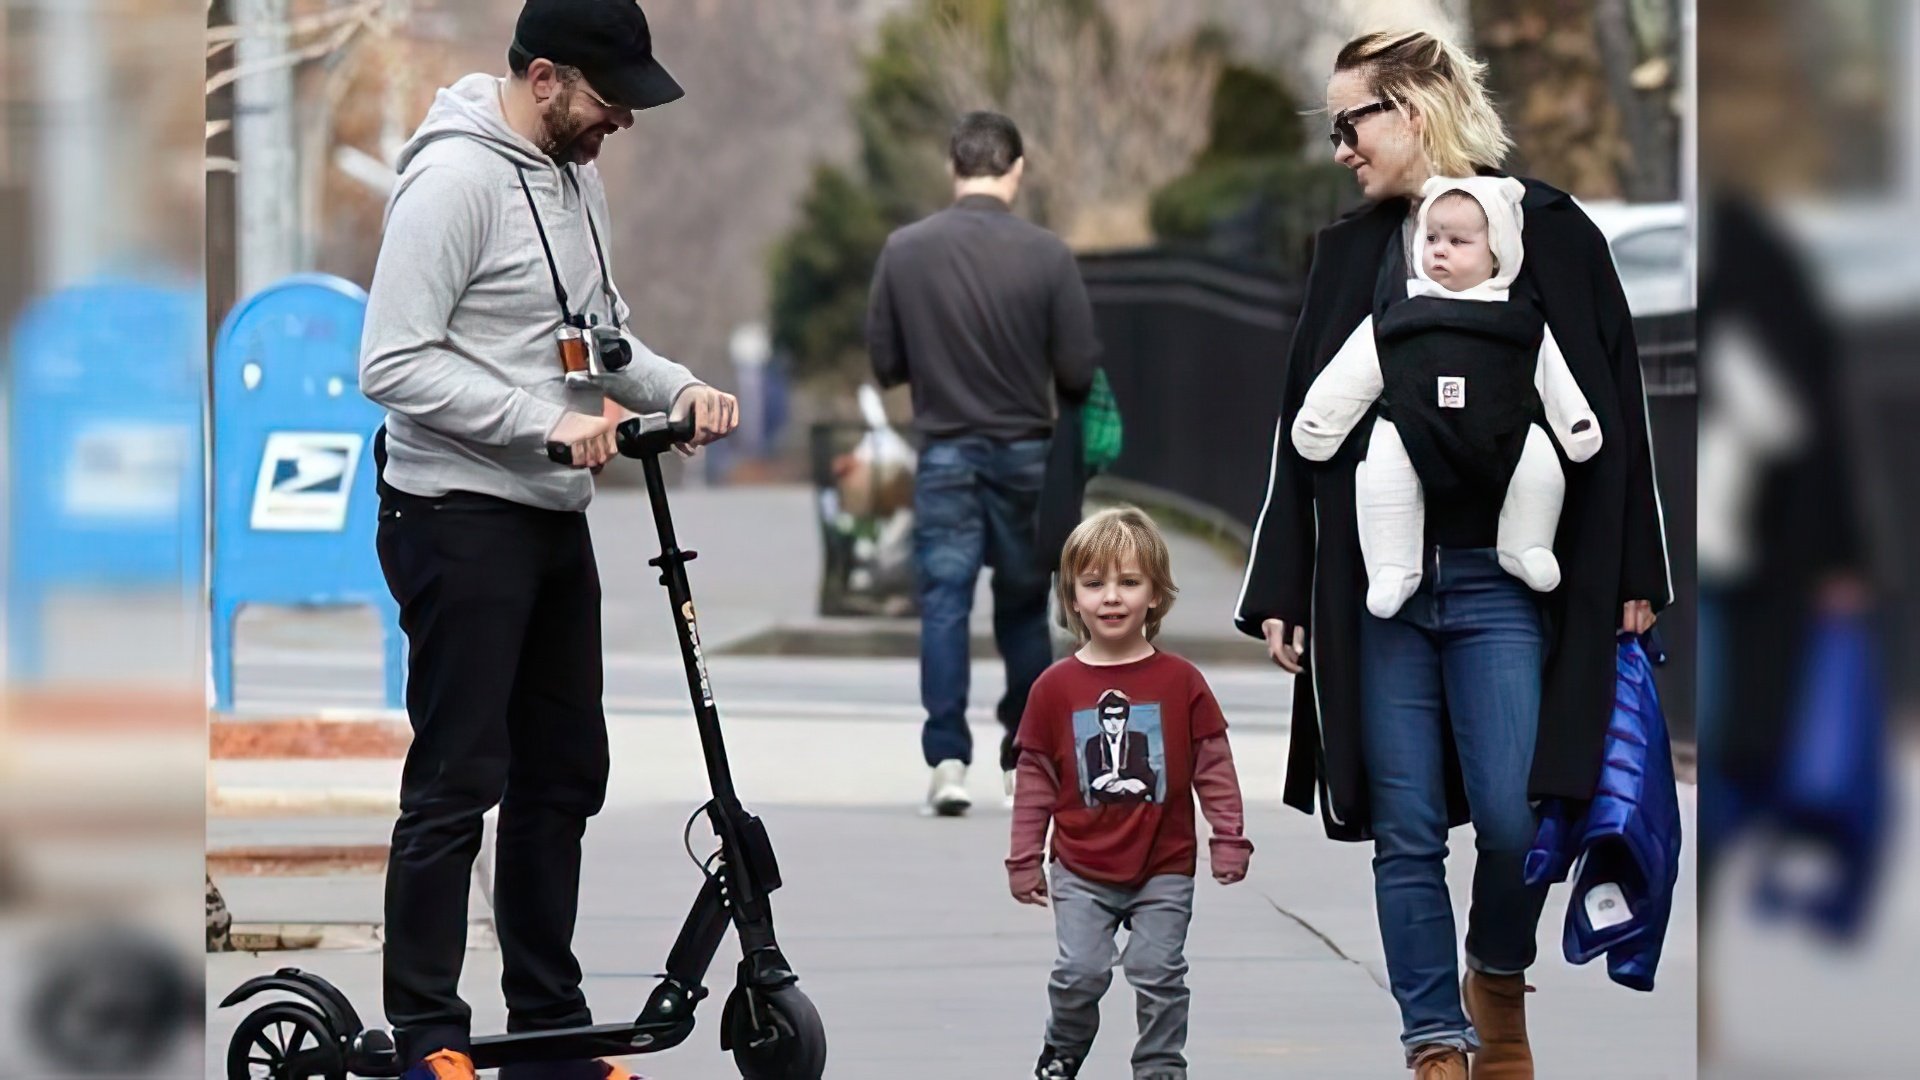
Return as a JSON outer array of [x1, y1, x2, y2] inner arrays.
[[220, 413, 826, 1079]]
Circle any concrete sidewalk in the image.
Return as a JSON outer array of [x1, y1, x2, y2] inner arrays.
[[207, 794, 1698, 1080], [205, 480, 1700, 1077]]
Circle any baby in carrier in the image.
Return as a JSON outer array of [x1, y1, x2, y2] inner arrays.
[[1292, 175, 1603, 618]]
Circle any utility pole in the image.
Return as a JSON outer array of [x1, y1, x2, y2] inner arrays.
[[234, 0, 301, 297], [208, 0, 240, 341], [38, 0, 111, 289]]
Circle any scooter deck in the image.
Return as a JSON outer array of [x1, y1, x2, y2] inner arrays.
[[470, 1018, 698, 1068], [349, 1018, 697, 1075]]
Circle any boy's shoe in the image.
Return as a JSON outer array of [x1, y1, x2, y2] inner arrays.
[[403, 1050, 476, 1080], [1462, 971, 1534, 1078], [927, 759, 971, 816], [1034, 1044, 1082, 1078], [1412, 1044, 1468, 1080]]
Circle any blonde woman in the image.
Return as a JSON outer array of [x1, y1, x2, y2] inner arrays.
[[1234, 30, 1672, 1079]]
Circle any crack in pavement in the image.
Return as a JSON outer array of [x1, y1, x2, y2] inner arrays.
[[1263, 892, 1388, 991]]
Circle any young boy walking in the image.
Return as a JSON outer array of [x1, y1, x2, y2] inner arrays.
[[1007, 507, 1254, 1080]]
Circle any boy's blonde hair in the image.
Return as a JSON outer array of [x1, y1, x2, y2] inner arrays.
[[1334, 29, 1513, 178], [1056, 506, 1178, 642]]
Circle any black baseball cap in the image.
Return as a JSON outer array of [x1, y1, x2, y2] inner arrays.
[[511, 0, 684, 111]]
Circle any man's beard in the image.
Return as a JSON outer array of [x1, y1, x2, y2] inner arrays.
[[536, 87, 594, 164]]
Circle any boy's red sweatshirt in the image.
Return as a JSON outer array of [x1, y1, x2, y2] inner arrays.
[[1006, 649, 1251, 887]]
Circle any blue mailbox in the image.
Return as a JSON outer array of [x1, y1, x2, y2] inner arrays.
[[6, 280, 204, 681], [210, 274, 402, 711]]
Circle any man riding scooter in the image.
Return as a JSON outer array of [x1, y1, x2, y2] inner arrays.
[[357, 2, 737, 1075]]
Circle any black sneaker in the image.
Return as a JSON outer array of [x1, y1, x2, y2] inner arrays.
[[1035, 1045, 1081, 1079]]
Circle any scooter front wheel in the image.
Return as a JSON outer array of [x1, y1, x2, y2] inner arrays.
[[227, 1001, 347, 1080], [726, 984, 826, 1080]]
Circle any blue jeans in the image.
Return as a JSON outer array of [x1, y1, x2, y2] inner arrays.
[[1359, 547, 1549, 1059], [913, 435, 1054, 768]]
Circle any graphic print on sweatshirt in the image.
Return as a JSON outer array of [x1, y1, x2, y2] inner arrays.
[[1073, 689, 1166, 806]]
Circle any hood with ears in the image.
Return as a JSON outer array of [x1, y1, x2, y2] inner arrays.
[[1409, 174, 1528, 301]]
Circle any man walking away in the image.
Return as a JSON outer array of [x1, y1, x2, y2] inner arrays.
[[866, 110, 1100, 816]]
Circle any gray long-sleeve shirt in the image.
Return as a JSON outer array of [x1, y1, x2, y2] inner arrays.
[[359, 73, 701, 511], [865, 195, 1099, 441]]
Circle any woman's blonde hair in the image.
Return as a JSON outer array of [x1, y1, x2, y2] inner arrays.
[[1334, 30, 1513, 178], [1055, 506, 1178, 642]]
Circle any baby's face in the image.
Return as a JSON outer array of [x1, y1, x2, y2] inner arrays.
[[1422, 195, 1495, 291]]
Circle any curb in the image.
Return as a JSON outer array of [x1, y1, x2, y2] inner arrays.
[[211, 717, 412, 760], [5, 688, 205, 732], [207, 844, 389, 876], [718, 622, 1265, 665], [210, 787, 400, 817], [225, 920, 496, 954]]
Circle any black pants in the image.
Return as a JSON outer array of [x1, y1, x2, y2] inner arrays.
[[375, 486, 609, 1063]]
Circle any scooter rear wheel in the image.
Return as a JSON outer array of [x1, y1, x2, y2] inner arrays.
[[227, 1001, 347, 1080], [727, 984, 826, 1080], [27, 934, 189, 1074]]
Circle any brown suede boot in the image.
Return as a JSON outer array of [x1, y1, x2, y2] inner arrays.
[[1462, 970, 1534, 1079], [1412, 1044, 1468, 1080]]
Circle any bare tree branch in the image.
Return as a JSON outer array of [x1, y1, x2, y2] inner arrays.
[[205, 2, 376, 96], [913, 0, 1221, 247]]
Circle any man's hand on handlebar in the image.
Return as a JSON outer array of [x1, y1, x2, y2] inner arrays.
[[547, 400, 634, 470], [668, 384, 740, 457]]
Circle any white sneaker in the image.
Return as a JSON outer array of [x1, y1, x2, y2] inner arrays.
[[927, 759, 971, 817]]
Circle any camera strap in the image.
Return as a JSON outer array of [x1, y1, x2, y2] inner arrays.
[[515, 164, 620, 328]]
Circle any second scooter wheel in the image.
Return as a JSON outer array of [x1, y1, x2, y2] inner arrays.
[[727, 984, 827, 1080]]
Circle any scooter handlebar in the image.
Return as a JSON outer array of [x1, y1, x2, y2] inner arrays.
[[545, 413, 699, 467]]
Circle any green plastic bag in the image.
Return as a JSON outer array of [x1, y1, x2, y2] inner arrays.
[[1081, 368, 1123, 474]]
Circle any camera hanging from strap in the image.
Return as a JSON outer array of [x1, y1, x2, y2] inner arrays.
[[517, 163, 635, 381]]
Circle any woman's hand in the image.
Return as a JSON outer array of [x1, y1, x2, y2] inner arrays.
[[1262, 618, 1308, 674], [1620, 600, 1657, 635]]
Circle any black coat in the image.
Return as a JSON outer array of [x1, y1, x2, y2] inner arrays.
[[1235, 177, 1674, 842], [1700, 197, 1866, 792]]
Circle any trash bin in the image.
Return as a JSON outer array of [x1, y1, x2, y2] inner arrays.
[[810, 390, 920, 617]]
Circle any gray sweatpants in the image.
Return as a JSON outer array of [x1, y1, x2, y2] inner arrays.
[[1046, 864, 1196, 1079]]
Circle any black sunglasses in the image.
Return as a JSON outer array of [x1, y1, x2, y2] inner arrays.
[[1329, 100, 1396, 150]]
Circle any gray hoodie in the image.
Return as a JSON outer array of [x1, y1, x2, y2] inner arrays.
[[360, 73, 700, 511]]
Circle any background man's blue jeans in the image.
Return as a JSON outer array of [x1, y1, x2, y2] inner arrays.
[[1358, 547, 1550, 1059], [913, 435, 1053, 768]]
